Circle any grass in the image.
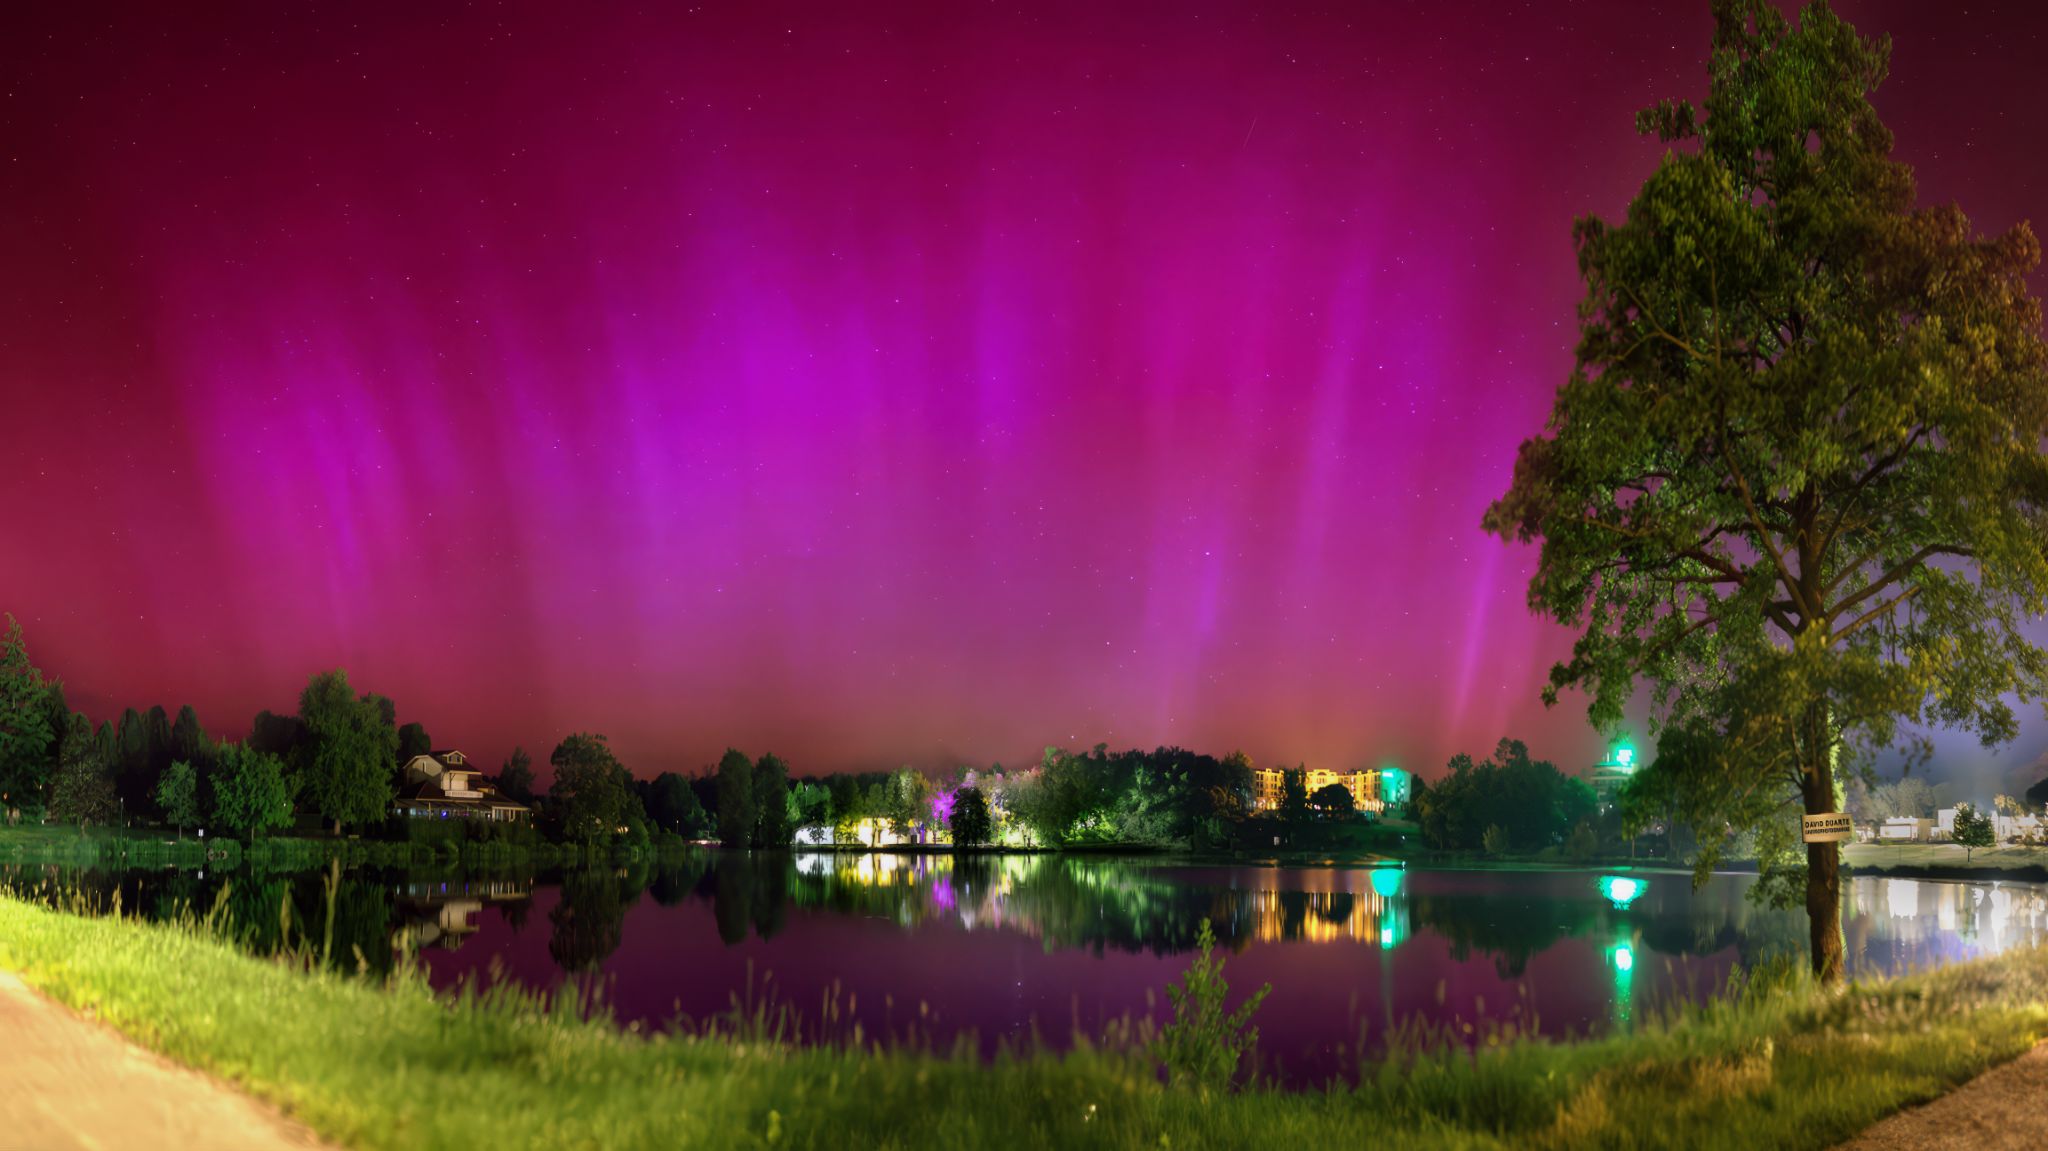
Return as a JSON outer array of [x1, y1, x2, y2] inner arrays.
[[2, 897, 2046, 1150], [1843, 842, 2048, 880]]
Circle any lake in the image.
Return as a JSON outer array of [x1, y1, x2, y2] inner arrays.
[[10, 852, 2046, 1084]]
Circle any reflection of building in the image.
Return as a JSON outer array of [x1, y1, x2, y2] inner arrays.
[[1251, 768, 1389, 813], [1239, 872, 1408, 946], [1582, 747, 1636, 809], [394, 750, 532, 823], [392, 876, 533, 951]]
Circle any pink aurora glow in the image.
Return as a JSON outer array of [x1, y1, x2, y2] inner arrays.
[[4, 2, 2046, 783]]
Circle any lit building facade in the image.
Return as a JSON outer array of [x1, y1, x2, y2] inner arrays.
[[1252, 767, 1387, 813]]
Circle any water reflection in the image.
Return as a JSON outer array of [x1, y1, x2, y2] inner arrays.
[[7, 855, 2046, 1084]]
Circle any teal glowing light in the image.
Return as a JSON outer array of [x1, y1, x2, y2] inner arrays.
[[1614, 745, 1635, 768], [1380, 925, 1395, 949], [1598, 875, 1645, 909], [1369, 866, 1403, 899], [1612, 943, 1635, 972]]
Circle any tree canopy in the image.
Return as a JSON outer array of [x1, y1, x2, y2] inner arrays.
[[715, 748, 755, 849], [1484, 0, 2048, 981], [548, 732, 635, 845], [949, 786, 994, 848], [212, 742, 293, 840], [0, 614, 59, 813], [297, 670, 400, 833]]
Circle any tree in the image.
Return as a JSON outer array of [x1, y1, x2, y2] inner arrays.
[[1153, 919, 1270, 1091], [1307, 783, 1356, 821], [2026, 774, 2048, 812], [884, 767, 928, 841], [950, 786, 994, 848], [1951, 802, 1996, 863], [397, 722, 433, 764], [297, 670, 399, 833], [1483, 1, 2048, 984], [211, 742, 293, 841], [645, 771, 711, 838], [714, 748, 755, 849], [49, 714, 119, 827], [752, 753, 791, 847], [171, 705, 210, 768], [1855, 777, 1939, 821], [248, 709, 308, 762], [549, 733, 633, 845], [156, 759, 203, 836], [1278, 769, 1309, 823], [497, 745, 536, 803], [0, 614, 59, 815]]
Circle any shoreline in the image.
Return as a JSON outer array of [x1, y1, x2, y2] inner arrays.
[[2, 893, 2046, 1150]]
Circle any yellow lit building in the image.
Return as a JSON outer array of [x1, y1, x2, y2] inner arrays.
[[1252, 767, 1384, 813]]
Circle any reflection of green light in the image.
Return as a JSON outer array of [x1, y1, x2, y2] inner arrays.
[[1598, 875, 1645, 909], [1612, 944, 1634, 972], [1370, 867, 1403, 898], [1380, 925, 1395, 949]]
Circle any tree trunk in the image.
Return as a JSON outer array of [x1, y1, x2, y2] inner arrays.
[[1800, 708, 1846, 986]]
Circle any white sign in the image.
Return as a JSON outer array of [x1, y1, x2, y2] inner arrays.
[[1803, 812, 1854, 843]]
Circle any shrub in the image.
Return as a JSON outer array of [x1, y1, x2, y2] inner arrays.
[[1155, 918, 1270, 1091]]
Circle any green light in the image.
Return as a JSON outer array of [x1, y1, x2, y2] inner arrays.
[[1369, 867, 1403, 899], [1613, 943, 1634, 972], [1614, 745, 1634, 768], [1598, 875, 1645, 909], [1380, 925, 1395, 949]]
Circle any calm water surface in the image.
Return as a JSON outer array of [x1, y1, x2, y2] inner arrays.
[[13, 853, 2047, 1083]]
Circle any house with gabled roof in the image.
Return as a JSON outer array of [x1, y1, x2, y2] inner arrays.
[[394, 749, 532, 823]]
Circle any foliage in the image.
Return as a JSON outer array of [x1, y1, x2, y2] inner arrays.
[[787, 780, 831, 830], [296, 670, 400, 833], [1154, 918, 1270, 1092], [1414, 739, 1596, 852], [949, 786, 993, 848], [643, 771, 711, 839], [1306, 782, 1355, 820], [497, 746, 536, 804], [49, 714, 120, 827], [752, 754, 791, 847], [1853, 777, 1939, 821], [1278, 769, 1309, 823], [396, 722, 433, 764], [211, 742, 293, 840], [155, 759, 203, 834], [715, 748, 755, 849], [548, 733, 635, 845], [1480, 824, 1510, 856], [0, 614, 59, 814], [1483, 0, 2048, 982], [2027, 774, 2048, 811], [170, 705, 210, 769], [883, 767, 929, 840], [1951, 803, 1995, 862]]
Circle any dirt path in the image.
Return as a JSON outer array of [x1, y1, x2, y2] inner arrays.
[[0, 971, 325, 1151], [1839, 1042, 2048, 1151]]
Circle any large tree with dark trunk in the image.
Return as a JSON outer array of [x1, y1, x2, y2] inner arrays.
[[1485, 0, 2048, 983]]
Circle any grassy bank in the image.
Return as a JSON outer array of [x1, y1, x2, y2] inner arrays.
[[1843, 843, 2048, 883], [3, 898, 2046, 1150], [0, 824, 687, 870]]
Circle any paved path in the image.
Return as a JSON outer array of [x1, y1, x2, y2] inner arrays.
[[0, 971, 325, 1151], [1839, 1042, 2048, 1151]]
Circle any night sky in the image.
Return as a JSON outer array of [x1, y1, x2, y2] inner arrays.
[[4, 2, 2045, 785]]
